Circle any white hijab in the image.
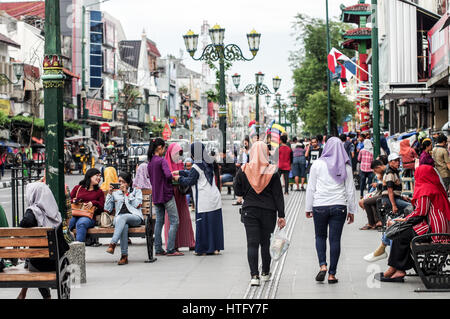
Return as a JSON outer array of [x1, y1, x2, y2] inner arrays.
[[363, 139, 373, 154], [25, 182, 62, 228]]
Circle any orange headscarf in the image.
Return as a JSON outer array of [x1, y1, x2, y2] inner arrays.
[[242, 141, 277, 194]]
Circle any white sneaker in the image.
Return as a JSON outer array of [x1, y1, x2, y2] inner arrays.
[[363, 252, 388, 262], [250, 276, 260, 286], [261, 273, 271, 282]]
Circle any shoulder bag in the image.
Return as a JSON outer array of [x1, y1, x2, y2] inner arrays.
[[71, 186, 96, 219], [385, 216, 425, 240]]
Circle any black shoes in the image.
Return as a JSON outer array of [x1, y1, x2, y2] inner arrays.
[[315, 270, 327, 282]]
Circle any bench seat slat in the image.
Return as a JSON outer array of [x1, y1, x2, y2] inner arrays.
[[73, 226, 146, 235], [0, 267, 56, 282], [0, 238, 49, 247], [0, 248, 50, 258], [0, 228, 52, 237]]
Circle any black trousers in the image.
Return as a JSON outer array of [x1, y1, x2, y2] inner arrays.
[[280, 170, 290, 194], [242, 207, 277, 277], [388, 227, 417, 271]]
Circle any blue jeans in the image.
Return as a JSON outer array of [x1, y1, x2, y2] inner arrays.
[[111, 214, 143, 255], [359, 171, 374, 197], [154, 197, 179, 253], [382, 197, 413, 216], [313, 205, 347, 275], [221, 174, 233, 183], [69, 216, 96, 242]]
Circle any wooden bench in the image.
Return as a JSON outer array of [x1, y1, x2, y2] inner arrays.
[[411, 233, 450, 292], [0, 227, 71, 299], [74, 189, 156, 263]]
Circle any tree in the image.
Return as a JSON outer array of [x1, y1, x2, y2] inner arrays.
[[290, 14, 355, 135], [300, 86, 355, 135]]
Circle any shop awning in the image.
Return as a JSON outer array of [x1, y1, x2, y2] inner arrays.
[[63, 68, 80, 79], [128, 125, 142, 131]]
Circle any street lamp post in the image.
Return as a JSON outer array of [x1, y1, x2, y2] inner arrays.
[[183, 26, 261, 153], [232, 73, 281, 139], [43, 0, 66, 217], [0, 61, 24, 84]]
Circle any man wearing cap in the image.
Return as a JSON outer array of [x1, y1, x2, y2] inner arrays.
[[381, 153, 413, 215]]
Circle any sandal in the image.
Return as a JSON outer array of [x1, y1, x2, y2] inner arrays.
[[232, 202, 243, 206], [359, 224, 374, 230]]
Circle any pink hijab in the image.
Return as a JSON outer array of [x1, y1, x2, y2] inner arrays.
[[165, 143, 184, 172]]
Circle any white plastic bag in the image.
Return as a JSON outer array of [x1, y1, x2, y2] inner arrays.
[[269, 228, 290, 261]]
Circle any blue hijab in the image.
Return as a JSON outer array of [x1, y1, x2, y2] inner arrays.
[[191, 142, 214, 185]]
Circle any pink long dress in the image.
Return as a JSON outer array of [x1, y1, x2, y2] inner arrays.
[[164, 143, 195, 250]]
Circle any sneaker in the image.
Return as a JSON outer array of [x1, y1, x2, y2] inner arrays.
[[261, 272, 271, 282], [363, 252, 387, 262], [250, 275, 260, 286]]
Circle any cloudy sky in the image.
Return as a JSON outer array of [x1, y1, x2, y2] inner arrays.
[[100, 0, 358, 101]]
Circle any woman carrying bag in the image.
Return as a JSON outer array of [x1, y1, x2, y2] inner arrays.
[[375, 165, 450, 282], [69, 168, 105, 242], [105, 172, 143, 265], [234, 141, 286, 287]]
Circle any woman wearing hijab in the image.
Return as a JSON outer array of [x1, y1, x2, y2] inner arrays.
[[133, 162, 152, 190], [173, 142, 224, 256], [376, 165, 450, 282], [100, 166, 119, 193], [164, 143, 195, 251], [399, 139, 418, 177], [357, 139, 374, 199], [17, 182, 70, 299], [234, 141, 286, 286], [306, 137, 357, 284]]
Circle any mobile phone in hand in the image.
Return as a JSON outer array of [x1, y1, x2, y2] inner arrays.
[[111, 183, 120, 190]]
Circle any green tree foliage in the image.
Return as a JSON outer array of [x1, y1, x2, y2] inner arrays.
[[290, 14, 355, 136], [300, 86, 355, 135]]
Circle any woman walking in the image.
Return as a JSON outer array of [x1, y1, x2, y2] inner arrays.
[[147, 138, 183, 256], [173, 142, 224, 256], [164, 143, 195, 251], [105, 172, 143, 265], [277, 135, 293, 195], [306, 137, 357, 284], [358, 139, 374, 199], [69, 168, 105, 242], [234, 141, 286, 286]]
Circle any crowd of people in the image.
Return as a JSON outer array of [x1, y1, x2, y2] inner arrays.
[[3, 128, 450, 298]]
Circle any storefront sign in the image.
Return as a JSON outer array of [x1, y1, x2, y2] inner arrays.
[[86, 99, 102, 117]]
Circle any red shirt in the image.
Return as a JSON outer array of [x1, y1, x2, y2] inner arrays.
[[278, 145, 292, 171], [70, 185, 105, 216]]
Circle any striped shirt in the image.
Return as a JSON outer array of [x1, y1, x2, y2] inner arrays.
[[405, 195, 450, 242], [358, 149, 373, 173]]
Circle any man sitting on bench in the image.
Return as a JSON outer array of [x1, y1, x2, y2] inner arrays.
[[219, 152, 236, 195]]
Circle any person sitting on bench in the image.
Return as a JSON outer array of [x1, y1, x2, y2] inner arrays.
[[105, 172, 143, 265], [17, 182, 69, 299], [375, 165, 450, 282]]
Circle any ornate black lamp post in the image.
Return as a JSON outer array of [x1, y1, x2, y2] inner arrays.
[[183, 25, 261, 153], [232, 73, 281, 139]]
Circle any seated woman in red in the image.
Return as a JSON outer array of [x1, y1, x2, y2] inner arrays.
[[376, 165, 450, 282]]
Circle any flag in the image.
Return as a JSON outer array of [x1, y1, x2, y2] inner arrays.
[[328, 48, 351, 74]]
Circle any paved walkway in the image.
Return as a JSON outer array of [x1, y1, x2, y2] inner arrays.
[[1, 190, 449, 299]]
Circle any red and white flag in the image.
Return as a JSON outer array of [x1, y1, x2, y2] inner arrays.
[[327, 48, 351, 74]]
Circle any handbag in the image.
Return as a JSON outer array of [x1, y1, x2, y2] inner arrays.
[[99, 211, 114, 228], [178, 184, 191, 196], [71, 186, 95, 219], [385, 216, 425, 240]]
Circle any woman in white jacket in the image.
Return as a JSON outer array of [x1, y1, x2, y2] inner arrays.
[[305, 137, 357, 284]]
